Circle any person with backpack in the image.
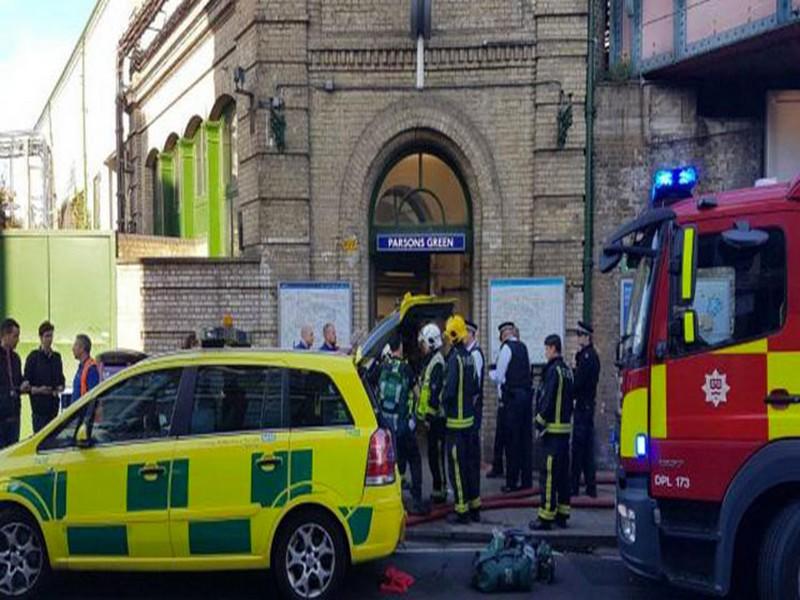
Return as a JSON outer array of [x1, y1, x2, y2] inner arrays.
[[378, 333, 426, 515], [417, 322, 447, 504]]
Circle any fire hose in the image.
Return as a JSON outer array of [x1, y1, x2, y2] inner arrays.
[[406, 473, 616, 527]]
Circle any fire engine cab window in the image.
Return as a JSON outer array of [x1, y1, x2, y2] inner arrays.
[[288, 370, 352, 428], [679, 228, 786, 351]]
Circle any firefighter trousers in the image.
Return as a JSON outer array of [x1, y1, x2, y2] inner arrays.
[[539, 432, 571, 522], [446, 429, 481, 515], [491, 403, 507, 474], [571, 412, 597, 496], [427, 417, 447, 502]]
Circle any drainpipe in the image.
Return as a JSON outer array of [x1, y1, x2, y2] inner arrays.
[[582, 0, 597, 324], [115, 53, 126, 233]]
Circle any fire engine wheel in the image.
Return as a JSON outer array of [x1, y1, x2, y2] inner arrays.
[[757, 500, 800, 600], [272, 508, 348, 600]]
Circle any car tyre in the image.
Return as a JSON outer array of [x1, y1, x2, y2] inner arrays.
[[272, 508, 348, 600], [0, 507, 51, 600], [757, 500, 800, 600]]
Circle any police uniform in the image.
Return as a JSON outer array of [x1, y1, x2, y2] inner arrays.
[[496, 330, 533, 491], [418, 350, 447, 503], [534, 354, 574, 526], [572, 322, 601, 497], [466, 320, 485, 502], [443, 333, 481, 523]]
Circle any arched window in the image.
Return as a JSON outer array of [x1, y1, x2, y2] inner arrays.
[[373, 152, 469, 228], [185, 116, 206, 199]]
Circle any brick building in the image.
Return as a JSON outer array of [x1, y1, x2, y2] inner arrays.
[[118, 1, 597, 457]]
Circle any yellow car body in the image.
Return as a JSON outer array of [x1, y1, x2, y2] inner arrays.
[[0, 351, 403, 580]]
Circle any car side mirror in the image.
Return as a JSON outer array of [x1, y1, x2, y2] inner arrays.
[[76, 423, 92, 449]]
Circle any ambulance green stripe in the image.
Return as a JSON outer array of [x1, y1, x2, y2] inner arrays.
[[189, 520, 251, 555]]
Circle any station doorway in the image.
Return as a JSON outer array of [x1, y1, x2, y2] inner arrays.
[[370, 150, 473, 323]]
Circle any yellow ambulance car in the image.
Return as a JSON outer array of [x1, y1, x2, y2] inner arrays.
[[0, 294, 454, 599]]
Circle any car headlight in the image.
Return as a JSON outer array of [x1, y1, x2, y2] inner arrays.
[[618, 503, 636, 544]]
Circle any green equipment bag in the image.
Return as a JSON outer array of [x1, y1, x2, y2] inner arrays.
[[471, 529, 555, 593]]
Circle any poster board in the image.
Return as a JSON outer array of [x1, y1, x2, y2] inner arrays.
[[488, 278, 566, 365], [692, 270, 735, 345], [278, 282, 352, 350]]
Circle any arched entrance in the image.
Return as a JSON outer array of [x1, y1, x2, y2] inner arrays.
[[370, 148, 473, 322]]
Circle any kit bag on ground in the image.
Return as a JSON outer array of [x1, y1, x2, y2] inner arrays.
[[471, 529, 555, 593]]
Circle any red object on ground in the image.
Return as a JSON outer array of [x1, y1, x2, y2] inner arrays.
[[380, 566, 415, 594]]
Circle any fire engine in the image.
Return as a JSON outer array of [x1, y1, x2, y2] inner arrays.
[[601, 167, 800, 599]]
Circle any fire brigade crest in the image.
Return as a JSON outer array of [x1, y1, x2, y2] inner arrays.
[[702, 369, 730, 408]]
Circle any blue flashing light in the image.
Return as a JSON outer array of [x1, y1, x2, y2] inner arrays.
[[635, 434, 647, 458], [651, 165, 699, 206]]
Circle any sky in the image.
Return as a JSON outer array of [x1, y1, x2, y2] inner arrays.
[[0, 0, 97, 131]]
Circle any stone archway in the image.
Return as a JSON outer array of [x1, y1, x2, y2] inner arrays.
[[336, 95, 508, 333]]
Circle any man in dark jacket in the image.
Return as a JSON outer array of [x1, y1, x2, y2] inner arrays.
[[571, 321, 601, 497], [0, 318, 28, 448], [24, 321, 65, 433], [530, 334, 574, 531]]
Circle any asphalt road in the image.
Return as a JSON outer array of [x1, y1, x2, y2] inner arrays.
[[40, 544, 701, 599]]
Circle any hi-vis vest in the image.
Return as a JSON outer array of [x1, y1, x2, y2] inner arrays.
[[378, 358, 412, 432], [80, 359, 98, 396], [417, 352, 445, 420]]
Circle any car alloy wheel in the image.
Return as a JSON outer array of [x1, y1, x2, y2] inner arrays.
[[0, 522, 43, 597], [285, 523, 336, 599]]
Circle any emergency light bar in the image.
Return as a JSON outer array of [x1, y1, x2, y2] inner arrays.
[[651, 166, 698, 206]]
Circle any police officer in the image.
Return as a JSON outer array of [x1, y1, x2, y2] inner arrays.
[[465, 320, 484, 499], [490, 322, 533, 492], [572, 321, 601, 498], [531, 334, 574, 531], [443, 315, 481, 524], [417, 323, 447, 504], [377, 333, 426, 515]]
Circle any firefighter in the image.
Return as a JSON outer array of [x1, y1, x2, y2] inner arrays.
[[443, 315, 481, 524], [572, 321, 601, 498], [530, 334, 574, 531], [490, 322, 533, 492], [417, 323, 447, 504], [377, 333, 426, 516], [465, 320, 485, 500]]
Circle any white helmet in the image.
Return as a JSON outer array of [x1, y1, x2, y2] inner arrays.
[[381, 343, 392, 360], [418, 323, 443, 351]]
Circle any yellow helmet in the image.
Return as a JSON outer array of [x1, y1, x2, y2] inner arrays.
[[445, 314, 468, 343]]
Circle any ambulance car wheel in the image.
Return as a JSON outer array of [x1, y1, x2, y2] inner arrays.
[[757, 500, 800, 600], [273, 507, 347, 600], [0, 507, 51, 599]]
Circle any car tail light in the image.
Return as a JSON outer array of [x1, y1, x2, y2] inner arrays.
[[366, 428, 396, 486]]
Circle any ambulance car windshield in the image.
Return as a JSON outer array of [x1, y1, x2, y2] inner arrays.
[[621, 230, 660, 363]]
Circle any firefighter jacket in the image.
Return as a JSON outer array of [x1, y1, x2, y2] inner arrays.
[[417, 351, 445, 420], [535, 355, 574, 435], [442, 343, 479, 430]]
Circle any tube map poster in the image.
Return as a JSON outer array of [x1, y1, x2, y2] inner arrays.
[[488, 278, 566, 365], [278, 282, 353, 350]]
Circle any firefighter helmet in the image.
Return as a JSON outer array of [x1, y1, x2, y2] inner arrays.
[[418, 323, 443, 351], [445, 315, 468, 343]]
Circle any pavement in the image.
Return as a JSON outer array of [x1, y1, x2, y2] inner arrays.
[[404, 462, 617, 551], [41, 546, 698, 599]]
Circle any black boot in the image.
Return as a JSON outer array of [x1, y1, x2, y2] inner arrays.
[[447, 512, 471, 525], [529, 518, 552, 531], [555, 515, 569, 529], [470, 509, 481, 523]]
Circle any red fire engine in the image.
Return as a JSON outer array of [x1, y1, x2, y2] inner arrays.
[[602, 167, 800, 599]]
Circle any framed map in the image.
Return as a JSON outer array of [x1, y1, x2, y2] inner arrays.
[[692, 270, 735, 346], [488, 278, 566, 365], [278, 282, 353, 350]]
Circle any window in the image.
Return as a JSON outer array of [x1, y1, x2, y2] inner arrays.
[[289, 370, 352, 428], [88, 369, 181, 445], [675, 227, 786, 352], [190, 366, 283, 435], [39, 406, 88, 451]]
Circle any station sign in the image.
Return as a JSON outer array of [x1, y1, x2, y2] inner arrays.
[[376, 233, 466, 253]]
